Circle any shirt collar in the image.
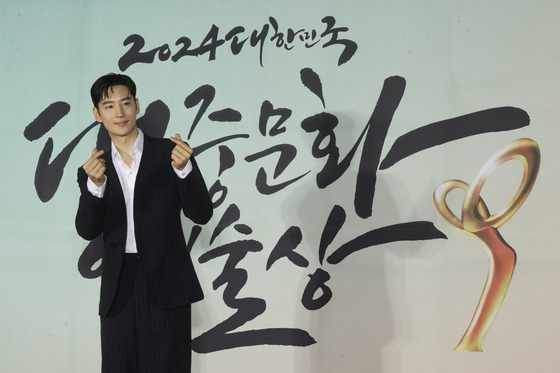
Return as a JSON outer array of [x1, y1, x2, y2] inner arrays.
[[111, 128, 144, 161]]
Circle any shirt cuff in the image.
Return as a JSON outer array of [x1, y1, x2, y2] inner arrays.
[[173, 159, 193, 179], [87, 176, 107, 198]]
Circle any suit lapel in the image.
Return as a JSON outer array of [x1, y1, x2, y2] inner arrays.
[[102, 151, 127, 211], [135, 134, 152, 199]]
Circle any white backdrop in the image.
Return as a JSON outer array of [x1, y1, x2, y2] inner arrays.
[[1, 1, 559, 372]]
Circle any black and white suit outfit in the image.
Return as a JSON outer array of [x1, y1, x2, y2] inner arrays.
[[75, 130, 213, 373]]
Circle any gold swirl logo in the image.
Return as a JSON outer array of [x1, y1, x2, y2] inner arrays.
[[433, 138, 540, 351]]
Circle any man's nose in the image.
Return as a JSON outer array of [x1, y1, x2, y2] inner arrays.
[[116, 105, 124, 116]]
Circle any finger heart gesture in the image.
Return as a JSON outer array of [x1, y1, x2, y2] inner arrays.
[[170, 133, 193, 171]]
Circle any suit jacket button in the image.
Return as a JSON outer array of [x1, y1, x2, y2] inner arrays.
[[111, 243, 117, 248]]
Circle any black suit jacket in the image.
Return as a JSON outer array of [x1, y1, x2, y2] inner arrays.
[[75, 134, 213, 317]]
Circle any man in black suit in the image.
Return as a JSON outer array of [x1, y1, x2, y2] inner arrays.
[[75, 73, 213, 373]]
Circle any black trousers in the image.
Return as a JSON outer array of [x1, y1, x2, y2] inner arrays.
[[100, 254, 192, 373]]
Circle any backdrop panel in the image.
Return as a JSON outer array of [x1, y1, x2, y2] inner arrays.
[[1, 1, 559, 372]]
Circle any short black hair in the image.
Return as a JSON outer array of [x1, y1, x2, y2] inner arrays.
[[90, 73, 137, 109]]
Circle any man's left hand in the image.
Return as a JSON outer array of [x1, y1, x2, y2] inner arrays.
[[170, 133, 193, 171]]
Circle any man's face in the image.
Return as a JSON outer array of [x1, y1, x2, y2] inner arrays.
[[93, 85, 140, 141]]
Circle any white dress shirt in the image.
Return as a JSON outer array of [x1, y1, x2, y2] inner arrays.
[[86, 129, 193, 253]]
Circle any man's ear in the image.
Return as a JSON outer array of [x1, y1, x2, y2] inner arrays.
[[93, 107, 102, 122], [135, 98, 140, 115]]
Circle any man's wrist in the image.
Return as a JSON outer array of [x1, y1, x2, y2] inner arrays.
[[87, 176, 107, 197], [172, 159, 193, 179]]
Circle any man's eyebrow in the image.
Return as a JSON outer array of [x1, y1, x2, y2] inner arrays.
[[101, 96, 133, 105]]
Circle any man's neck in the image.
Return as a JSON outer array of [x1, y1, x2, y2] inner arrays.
[[110, 128, 139, 166]]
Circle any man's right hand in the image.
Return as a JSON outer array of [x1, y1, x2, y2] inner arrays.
[[83, 148, 106, 187]]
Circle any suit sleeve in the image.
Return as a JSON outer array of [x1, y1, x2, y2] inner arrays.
[[175, 156, 213, 225], [75, 167, 106, 240]]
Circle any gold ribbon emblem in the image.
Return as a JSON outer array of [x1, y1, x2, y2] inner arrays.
[[434, 138, 540, 351]]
